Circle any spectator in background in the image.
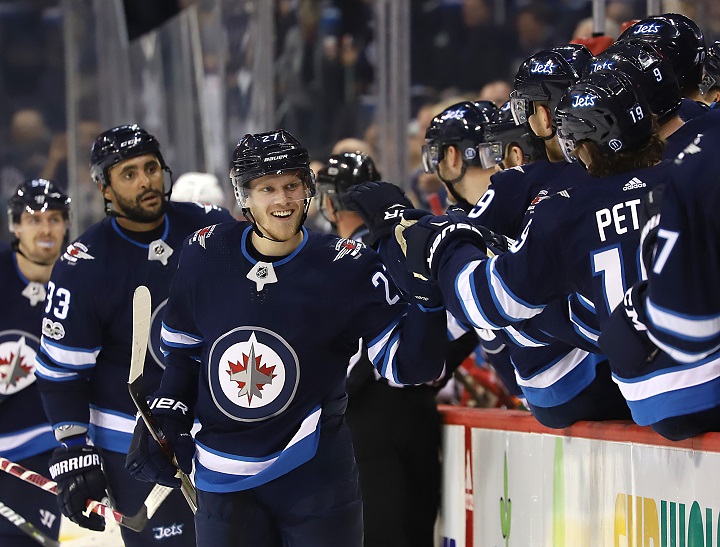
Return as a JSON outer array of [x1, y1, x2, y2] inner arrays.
[[416, 0, 517, 95], [478, 80, 512, 108]]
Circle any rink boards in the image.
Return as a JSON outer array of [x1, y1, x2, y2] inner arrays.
[[438, 407, 720, 547]]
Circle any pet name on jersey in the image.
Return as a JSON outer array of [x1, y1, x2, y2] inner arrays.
[[595, 198, 641, 242]]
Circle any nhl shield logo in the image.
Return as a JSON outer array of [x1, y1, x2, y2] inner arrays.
[[0, 330, 40, 396], [208, 327, 299, 422]]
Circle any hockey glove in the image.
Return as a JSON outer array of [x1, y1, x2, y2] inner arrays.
[[126, 396, 195, 488], [599, 282, 660, 375], [637, 185, 666, 276], [49, 443, 108, 531], [396, 209, 489, 280], [345, 181, 414, 247]]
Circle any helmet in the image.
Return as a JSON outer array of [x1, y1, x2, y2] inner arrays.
[[422, 100, 496, 174], [552, 43, 594, 76], [317, 152, 380, 218], [90, 124, 168, 188], [230, 129, 315, 211], [587, 39, 681, 120], [556, 70, 654, 162], [618, 13, 706, 91], [479, 101, 547, 168], [699, 41, 720, 95], [8, 179, 71, 232], [510, 49, 583, 125], [170, 172, 226, 207]]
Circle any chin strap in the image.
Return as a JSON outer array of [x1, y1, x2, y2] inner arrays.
[[539, 125, 557, 141], [438, 163, 469, 205], [13, 244, 55, 267]]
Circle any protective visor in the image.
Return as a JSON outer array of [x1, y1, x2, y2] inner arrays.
[[421, 143, 441, 174], [510, 92, 535, 125], [557, 135, 578, 163], [478, 142, 504, 169]]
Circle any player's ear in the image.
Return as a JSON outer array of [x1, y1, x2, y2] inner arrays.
[[508, 145, 524, 168]]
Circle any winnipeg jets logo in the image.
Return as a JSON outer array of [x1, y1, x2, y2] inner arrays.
[[530, 59, 557, 75], [209, 327, 299, 421], [0, 332, 39, 396], [190, 225, 216, 249], [334, 239, 364, 261], [63, 242, 94, 263], [226, 337, 277, 404]]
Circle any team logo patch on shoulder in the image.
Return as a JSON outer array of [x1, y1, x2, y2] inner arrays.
[[208, 327, 299, 422], [334, 238, 365, 261], [63, 242, 94, 263], [190, 225, 217, 249], [526, 190, 550, 214]]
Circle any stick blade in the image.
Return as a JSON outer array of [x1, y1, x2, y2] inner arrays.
[[129, 285, 152, 385]]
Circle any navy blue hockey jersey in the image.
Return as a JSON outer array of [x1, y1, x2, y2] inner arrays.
[[468, 161, 586, 239], [436, 161, 672, 356], [0, 249, 57, 461], [158, 222, 446, 493], [664, 108, 720, 160], [606, 128, 720, 425], [34, 202, 234, 453]]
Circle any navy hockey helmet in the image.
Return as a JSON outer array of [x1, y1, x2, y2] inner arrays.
[[618, 13, 706, 92], [699, 41, 720, 96], [478, 101, 547, 168], [587, 39, 681, 120], [230, 129, 316, 213], [510, 49, 583, 125], [552, 43, 594, 76], [317, 151, 380, 219], [8, 178, 71, 231], [422, 100, 496, 175], [90, 124, 169, 189], [556, 70, 654, 162]]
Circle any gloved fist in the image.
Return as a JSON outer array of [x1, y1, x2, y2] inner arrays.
[[49, 444, 107, 531], [126, 396, 195, 488], [345, 181, 414, 247], [395, 209, 489, 280]]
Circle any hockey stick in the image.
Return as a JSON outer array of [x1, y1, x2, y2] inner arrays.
[[129, 285, 198, 513], [0, 457, 172, 532], [0, 499, 59, 546]]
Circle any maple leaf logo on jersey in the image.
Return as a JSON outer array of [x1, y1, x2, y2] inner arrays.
[[226, 342, 277, 404], [334, 239, 364, 261], [0, 333, 39, 396], [63, 242, 94, 263], [190, 224, 216, 249]]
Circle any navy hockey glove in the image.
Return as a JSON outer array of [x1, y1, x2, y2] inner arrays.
[[126, 396, 195, 488], [49, 443, 107, 531], [396, 209, 489, 280], [345, 181, 414, 247], [599, 282, 660, 375], [637, 185, 666, 275]]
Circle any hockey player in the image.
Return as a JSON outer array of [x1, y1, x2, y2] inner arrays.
[[420, 99, 497, 211], [600, 124, 720, 440], [359, 71, 669, 429], [34, 124, 234, 546], [317, 151, 448, 547], [617, 13, 708, 121], [0, 179, 69, 546], [697, 41, 720, 106], [125, 129, 447, 546]]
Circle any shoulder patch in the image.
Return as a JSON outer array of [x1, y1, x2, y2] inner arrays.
[[189, 225, 217, 249], [62, 242, 94, 263], [333, 238, 365, 261]]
